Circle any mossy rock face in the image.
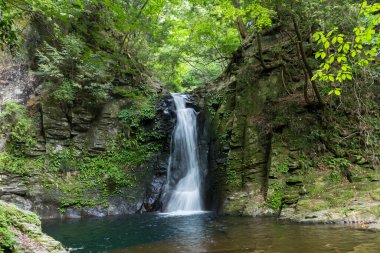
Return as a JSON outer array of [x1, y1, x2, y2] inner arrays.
[[0, 200, 67, 253], [193, 23, 380, 227], [285, 175, 304, 186], [223, 192, 248, 215], [370, 188, 380, 201], [296, 199, 330, 212], [223, 191, 276, 216]]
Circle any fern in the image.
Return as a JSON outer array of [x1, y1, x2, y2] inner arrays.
[[36, 35, 111, 107]]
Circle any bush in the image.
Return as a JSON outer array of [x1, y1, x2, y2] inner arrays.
[[118, 92, 164, 142], [0, 101, 36, 155], [37, 35, 111, 107]]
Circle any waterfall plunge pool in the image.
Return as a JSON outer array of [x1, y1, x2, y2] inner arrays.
[[42, 213, 380, 253]]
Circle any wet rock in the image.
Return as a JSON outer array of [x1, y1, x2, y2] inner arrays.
[[367, 222, 380, 231]]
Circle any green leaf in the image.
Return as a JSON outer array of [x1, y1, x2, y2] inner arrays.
[[343, 44, 350, 53]]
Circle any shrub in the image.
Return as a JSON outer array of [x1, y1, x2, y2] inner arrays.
[[36, 35, 111, 107], [0, 101, 36, 155]]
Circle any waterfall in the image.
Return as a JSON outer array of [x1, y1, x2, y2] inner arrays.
[[164, 93, 203, 213]]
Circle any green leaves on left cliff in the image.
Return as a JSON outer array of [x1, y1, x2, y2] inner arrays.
[[37, 35, 111, 107], [0, 101, 36, 155], [0, 0, 18, 52]]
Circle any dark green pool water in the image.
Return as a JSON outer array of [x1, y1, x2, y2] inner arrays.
[[42, 213, 380, 253]]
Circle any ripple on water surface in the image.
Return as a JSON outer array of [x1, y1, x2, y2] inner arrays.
[[42, 213, 380, 253]]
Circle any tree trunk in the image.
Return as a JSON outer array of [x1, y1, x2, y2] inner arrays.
[[257, 32, 266, 69], [292, 15, 324, 106], [232, 0, 247, 40]]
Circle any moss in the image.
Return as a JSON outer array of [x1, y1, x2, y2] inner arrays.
[[225, 168, 242, 191], [296, 199, 330, 212], [1, 132, 161, 211], [42, 141, 160, 210], [0, 201, 40, 252], [0, 152, 43, 175], [268, 190, 282, 209], [0, 102, 36, 156], [0, 201, 66, 253], [206, 90, 224, 118], [370, 188, 380, 201], [224, 193, 248, 215], [368, 205, 380, 217], [267, 181, 284, 210], [313, 184, 356, 208], [0, 90, 164, 212]]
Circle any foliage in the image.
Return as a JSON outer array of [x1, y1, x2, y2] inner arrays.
[[119, 96, 156, 129], [0, 201, 40, 253], [0, 210, 16, 252], [225, 168, 241, 190], [0, 133, 161, 210], [0, 152, 42, 175], [276, 162, 289, 174], [0, 101, 36, 155], [206, 91, 224, 117], [49, 140, 161, 209], [267, 182, 283, 209], [0, 0, 18, 52], [46, 147, 78, 173], [325, 157, 351, 184], [118, 91, 166, 143], [37, 35, 111, 107], [312, 1, 379, 96]]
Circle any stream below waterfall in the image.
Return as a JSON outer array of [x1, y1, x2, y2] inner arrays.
[[42, 213, 380, 253]]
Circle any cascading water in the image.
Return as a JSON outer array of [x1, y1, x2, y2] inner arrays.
[[164, 93, 203, 213]]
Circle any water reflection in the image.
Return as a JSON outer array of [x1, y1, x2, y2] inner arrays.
[[42, 214, 380, 253]]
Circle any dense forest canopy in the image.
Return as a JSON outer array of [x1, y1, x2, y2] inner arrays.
[[0, 0, 379, 96]]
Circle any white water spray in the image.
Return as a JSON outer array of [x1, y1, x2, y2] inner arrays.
[[165, 94, 203, 213]]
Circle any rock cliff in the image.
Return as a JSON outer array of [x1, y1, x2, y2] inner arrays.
[[195, 25, 380, 226], [0, 57, 176, 218]]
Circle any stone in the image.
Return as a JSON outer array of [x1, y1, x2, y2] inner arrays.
[[0, 200, 67, 253], [285, 176, 303, 186]]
